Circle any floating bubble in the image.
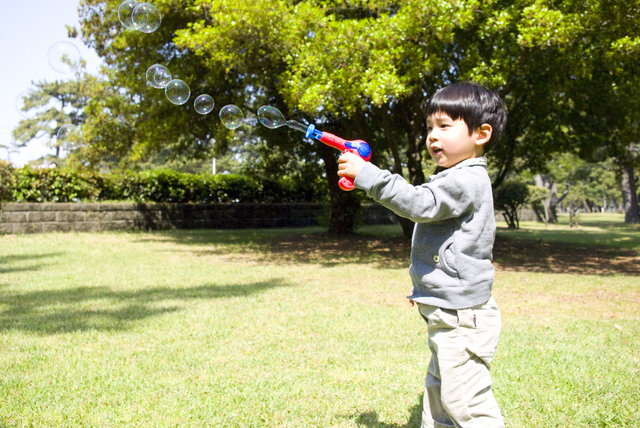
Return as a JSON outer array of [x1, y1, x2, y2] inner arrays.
[[57, 124, 83, 150], [194, 95, 215, 115], [132, 3, 162, 33], [146, 64, 171, 88], [118, 0, 141, 29], [15, 90, 61, 120], [257, 105, 308, 133], [257, 105, 287, 129], [154, 69, 172, 88], [165, 79, 190, 105], [219, 105, 244, 129], [47, 41, 82, 74], [15, 90, 41, 120]]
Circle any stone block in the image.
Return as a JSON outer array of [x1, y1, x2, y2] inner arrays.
[[99, 203, 136, 211], [85, 211, 107, 222], [72, 222, 101, 233], [58, 212, 87, 222], [27, 212, 57, 222], [42, 203, 72, 211], [103, 211, 140, 222], [7, 203, 43, 212], [71, 203, 101, 212], [12, 222, 44, 234], [100, 221, 135, 231], [44, 222, 74, 233], [1, 212, 27, 223]]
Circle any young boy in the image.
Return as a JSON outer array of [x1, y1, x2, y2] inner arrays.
[[338, 82, 507, 428]]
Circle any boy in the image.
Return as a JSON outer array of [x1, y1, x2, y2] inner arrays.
[[338, 82, 507, 428]]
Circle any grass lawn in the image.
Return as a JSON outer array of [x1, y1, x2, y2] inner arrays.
[[1, 214, 639, 427]]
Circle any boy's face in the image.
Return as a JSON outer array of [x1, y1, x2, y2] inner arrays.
[[426, 113, 489, 169]]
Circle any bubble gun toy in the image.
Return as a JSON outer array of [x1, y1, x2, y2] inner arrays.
[[304, 124, 371, 191], [257, 106, 372, 191]]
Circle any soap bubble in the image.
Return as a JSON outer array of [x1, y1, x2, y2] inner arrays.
[[219, 105, 244, 129], [257, 105, 287, 129], [165, 79, 190, 105], [47, 41, 82, 74], [15, 90, 61, 120], [15, 90, 42, 120], [57, 124, 83, 150], [154, 69, 172, 88], [132, 3, 162, 33], [118, 0, 141, 29], [146, 64, 171, 88], [194, 95, 215, 115]]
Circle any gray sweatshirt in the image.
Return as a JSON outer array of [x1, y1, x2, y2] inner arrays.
[[354, 157, 495, 309]]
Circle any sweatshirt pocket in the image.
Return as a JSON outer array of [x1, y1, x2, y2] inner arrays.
[[438, 237, 458, 277]]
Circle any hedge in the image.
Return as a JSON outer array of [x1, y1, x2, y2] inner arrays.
[[5, 166, 326, 204]]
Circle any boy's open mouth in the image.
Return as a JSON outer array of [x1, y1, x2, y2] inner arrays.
[[432, 148, 443, 155]]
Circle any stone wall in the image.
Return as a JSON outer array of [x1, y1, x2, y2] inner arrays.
[[0, 202, 536, 235], [0, 202, 398, 234]]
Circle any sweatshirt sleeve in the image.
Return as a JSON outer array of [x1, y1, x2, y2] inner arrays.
[[354, 162, 477, 223]]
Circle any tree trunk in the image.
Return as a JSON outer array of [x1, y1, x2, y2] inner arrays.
[[318, 143, 360, 235], [620, 161, 640, 224], [533, 173, 570, 224]]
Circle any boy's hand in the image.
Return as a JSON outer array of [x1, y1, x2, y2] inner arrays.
[[337, 152, 367, 179]]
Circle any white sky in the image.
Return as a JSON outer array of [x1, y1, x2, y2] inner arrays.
[[0, 0, 103, 166]]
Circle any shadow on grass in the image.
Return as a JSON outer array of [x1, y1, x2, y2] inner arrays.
[[352, 394, 423, 428], [0, 278, 291, 335], [0, 252, 61, 275], [136, 228, 640, 276], [136, 228, 412, 269], [493, 235, 640, 276]]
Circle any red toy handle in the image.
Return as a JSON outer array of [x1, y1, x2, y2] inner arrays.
[[306, 125, 372, 192], [319, 133, 371, 192], [338, 176, 356, 191]]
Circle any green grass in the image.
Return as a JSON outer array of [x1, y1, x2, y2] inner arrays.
[[1, 220, 639, 427]]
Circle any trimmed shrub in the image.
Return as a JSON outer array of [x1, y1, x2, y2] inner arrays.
[[7, 166, 325, 204]]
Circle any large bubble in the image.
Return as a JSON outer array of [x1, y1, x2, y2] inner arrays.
[[146, 64, 171, 89], [257, 106, 287, 129], [165, 79, 191, 105], [15, 90, 61, 120], [57, 124, 84, 150], [219, 105, 244, 129], [118, 0, 141, 29], [194, 95, 215, 115], [132, 3, 162, 33], [47, 41, 82, 74]]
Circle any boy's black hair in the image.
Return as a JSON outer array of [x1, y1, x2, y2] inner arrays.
[[426, 82, 507, 154]]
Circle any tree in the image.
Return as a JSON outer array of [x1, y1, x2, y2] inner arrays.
[[509, 0, 640, 223], [76, 0, 640, 234], [12, 75, 94, 163], [494, 181, 529, 229]]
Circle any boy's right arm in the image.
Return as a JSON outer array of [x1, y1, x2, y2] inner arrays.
[[354, 163, 474, 223]]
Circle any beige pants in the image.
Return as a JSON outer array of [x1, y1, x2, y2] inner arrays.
[[419, 297, 504, 428]]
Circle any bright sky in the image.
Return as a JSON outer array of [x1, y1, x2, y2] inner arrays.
[[0, 0, 103, 166]]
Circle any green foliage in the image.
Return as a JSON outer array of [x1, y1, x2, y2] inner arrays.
[[11, 166, 100, 203], [0, 160, 16, 206], [494, 181, 530, 229], [7, 166, 324, 204]]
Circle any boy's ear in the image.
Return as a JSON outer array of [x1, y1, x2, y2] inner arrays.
[[475, 124, 493, 147]]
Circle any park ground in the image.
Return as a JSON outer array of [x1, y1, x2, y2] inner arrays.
[[1, 213, 638, 427]]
